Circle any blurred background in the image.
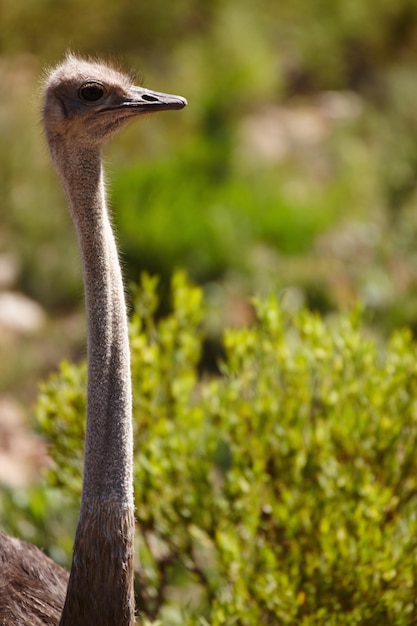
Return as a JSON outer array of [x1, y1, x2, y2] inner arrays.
[[2, 0, 417, 483]]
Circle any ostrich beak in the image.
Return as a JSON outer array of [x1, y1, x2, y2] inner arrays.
[[125, 86, 187, 112]]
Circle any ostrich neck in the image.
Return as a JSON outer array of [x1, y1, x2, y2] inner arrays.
[[61, 146, 133, 508], [53, 144, 135, 626]]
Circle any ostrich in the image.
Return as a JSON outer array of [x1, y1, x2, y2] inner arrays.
[[0, 54, 187, 625]]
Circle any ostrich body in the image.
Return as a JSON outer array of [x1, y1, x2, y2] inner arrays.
[[0, 55, 186, 625]]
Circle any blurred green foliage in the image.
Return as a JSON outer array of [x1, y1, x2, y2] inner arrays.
[[2, 0, 417, 327], [112, 155, 341, 282], [16, 273, 417, 624]]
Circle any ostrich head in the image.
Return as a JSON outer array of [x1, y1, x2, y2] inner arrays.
[[43, 54, 187, 147]]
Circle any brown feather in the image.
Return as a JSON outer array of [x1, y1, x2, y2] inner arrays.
[[0, 532, 68, 625], [59, 502, 135, 626]]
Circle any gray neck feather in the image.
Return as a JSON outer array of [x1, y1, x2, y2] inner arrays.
[[50, 142, 135, 625], [57, 145, 133, 509]]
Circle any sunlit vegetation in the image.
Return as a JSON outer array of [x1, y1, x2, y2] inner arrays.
[[16, 274, 417, 624]]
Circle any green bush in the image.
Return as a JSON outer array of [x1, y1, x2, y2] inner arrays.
[[112, 154, 341, 284], [34, 272, 417, 624]]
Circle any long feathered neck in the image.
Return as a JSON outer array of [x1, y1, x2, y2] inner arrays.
[[49, 142, 135, 626]]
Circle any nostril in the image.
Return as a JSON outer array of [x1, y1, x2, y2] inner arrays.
[[142, 94, 159, 102]]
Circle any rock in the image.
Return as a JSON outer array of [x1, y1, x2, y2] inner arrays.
[[0, 291, 46, 334], [0, 396, 47, 487]]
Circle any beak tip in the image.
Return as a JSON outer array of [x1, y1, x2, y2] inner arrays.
[[176, 96, 187, 109]]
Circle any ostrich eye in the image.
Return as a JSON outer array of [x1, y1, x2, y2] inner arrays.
[[79, 82, 106, 103]]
